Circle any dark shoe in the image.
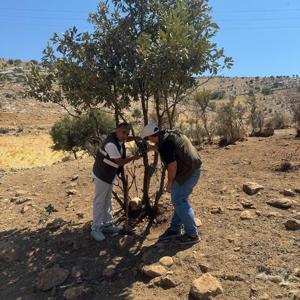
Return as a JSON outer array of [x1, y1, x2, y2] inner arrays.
[[176, 233, 200, 245], [158, 228, 180, 241]]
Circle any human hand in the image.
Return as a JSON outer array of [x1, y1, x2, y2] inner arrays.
[[147, 144, 156, 152]]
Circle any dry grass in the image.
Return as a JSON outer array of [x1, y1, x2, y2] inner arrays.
[[0, 134, 66, 169]]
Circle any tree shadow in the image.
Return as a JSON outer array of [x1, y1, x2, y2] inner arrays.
[[0, 216, 194, 300]]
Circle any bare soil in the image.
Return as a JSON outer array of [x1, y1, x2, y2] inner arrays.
[[0, 129, 299, 300]]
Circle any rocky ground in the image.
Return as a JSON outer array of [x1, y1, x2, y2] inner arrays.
[[0, 129, 299, 300], [0, 63, 300, 299]]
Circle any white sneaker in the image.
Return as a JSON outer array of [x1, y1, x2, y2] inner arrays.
[[101, 224, 122, 234], [90, 229, 106, 241]]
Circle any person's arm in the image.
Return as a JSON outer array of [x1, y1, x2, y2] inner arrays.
[[159, 140, 176, 193], [114, 154, 141, 166], [104, 143, 141, 166], [166, 161, 177, 193]]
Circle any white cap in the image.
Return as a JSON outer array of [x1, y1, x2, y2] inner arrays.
[[140, 123, 160, 139]]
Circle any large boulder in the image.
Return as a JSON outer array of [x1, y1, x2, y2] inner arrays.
[[190, 273, 223, 300], [243, 182, 264, 195], [36, 267, 69, 291]]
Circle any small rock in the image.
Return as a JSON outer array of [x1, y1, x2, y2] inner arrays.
[[190, 273, 223, 300], [142, 264, 167, 278], [129, 197, 142, 211], [10, 197, 18, 203], [240, 210, 255, 220], [243, 182, 264, 195], [294, 268, 300, 278], [195, 218, 202, 227], [295, 188, 300, 194], [117, 235, 134, 249], [256, 272, 282, 284], [36, 267, 69, 291], [63, 285, 89, 300], [15, 190, 28, 197], [66, 189, 77, 196], [219, 186, 228, 194], [0, 241, 20, 263], [154, 275, 180, 289], [285, 219, 300, 230], [198, 261, 214, 273], [226, 205, 243, 211], [71, 266, 86, 283], [265, 211, 282, 218], [267, 198, 293, 209], [226, 204, 243, 211], [15, 197, 33, 205], [159, 256, 174, 267], [102, 265, 115, 278], [71, 175, 79, 181], [46, 218, 67, 232], [210, 207, 223, 214], [259, 293, 270, 300], [282, 189, 296, 197], [21, 204, 31, 214], [241, 199, 256, 209], [220, 274, 245, 281], [99, 250, 107, 257]]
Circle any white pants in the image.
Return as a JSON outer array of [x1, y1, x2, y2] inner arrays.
[[92, 175, 113, 231]]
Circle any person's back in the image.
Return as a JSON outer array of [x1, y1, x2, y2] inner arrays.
[[158, 129, 202, 185]]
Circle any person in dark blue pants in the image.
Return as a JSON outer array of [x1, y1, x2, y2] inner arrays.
[[140, 124, 202, 245]]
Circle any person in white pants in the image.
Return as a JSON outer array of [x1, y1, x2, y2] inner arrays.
[[91, 123, 140, 241]]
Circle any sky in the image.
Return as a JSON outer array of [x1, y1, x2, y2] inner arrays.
[[0, 0, 299, 77]]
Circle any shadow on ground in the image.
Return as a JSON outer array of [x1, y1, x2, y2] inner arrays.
[[0, 215, 195, 300]]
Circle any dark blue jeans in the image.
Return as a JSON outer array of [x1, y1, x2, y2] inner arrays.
[[170, 168, 201, 236]]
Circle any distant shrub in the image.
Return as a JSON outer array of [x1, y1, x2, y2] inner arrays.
[[50, 110, 114, 159], [272, 81, 283, 89], [131, 108, 142, 123], [216, 100, 247, 146], [13, 59, 22, 65], [29, 59, 39, 65], [275, 161, 293, 172], [269, 111, 289, 129], [210, 90, 225, 100], [261, 86, 272, 95], [289, 97, 300, 137]]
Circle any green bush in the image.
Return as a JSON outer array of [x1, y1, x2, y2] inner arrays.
[[261, 86, 272, 95], [210, 90, 225, 100], [269, 111, 289, 129], [217, 100, 246, 146], [50, 110, 114, 158]]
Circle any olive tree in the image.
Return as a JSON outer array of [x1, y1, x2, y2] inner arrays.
[[27, 0, 232, 214]]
